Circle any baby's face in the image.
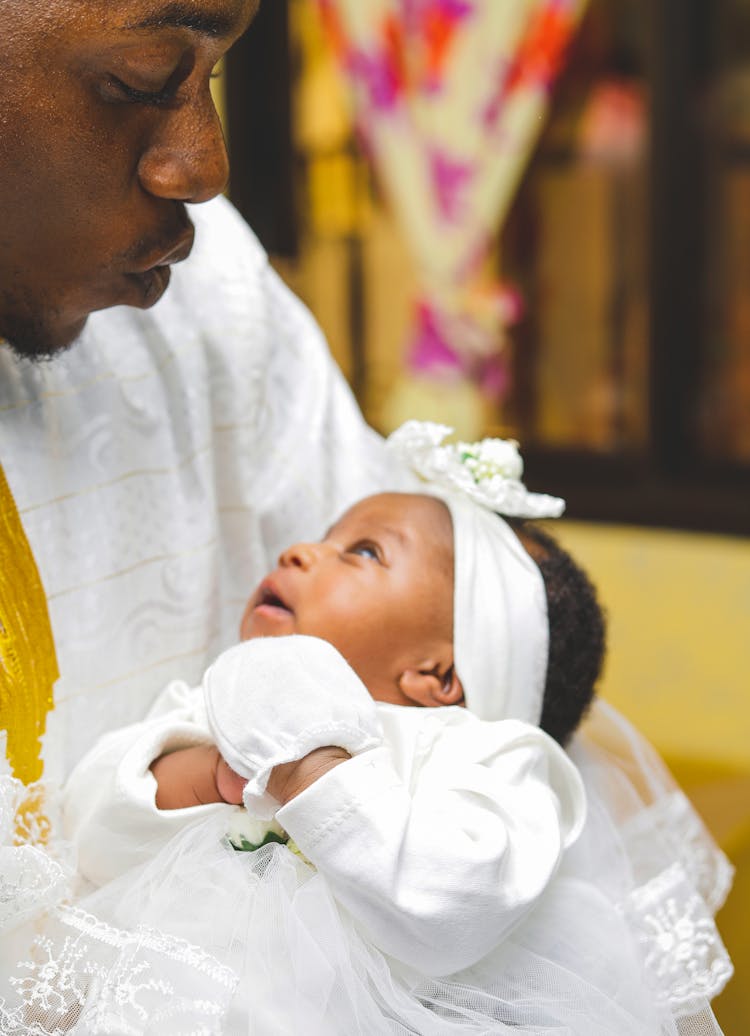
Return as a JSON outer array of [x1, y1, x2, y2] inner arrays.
[[240, 493, 455, 704]]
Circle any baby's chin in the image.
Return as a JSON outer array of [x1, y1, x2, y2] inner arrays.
[[239, 612, 296, 641]]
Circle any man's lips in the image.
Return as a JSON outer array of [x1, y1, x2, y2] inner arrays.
[[124, 230, 195, 308], [124, 266, 171, 307], [139, 230, 195, 272]]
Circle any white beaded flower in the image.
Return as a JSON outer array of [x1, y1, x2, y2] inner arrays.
[[387, 420, 565, 520]]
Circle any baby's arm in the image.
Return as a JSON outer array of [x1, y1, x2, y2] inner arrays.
[[63, 679, 231, 885], [273, 715, 586, 977], [202, 636, 586, 977]]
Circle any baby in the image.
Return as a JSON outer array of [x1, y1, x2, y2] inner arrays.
[[148, 486, 603, 823], [55, 423, 729, 1035]]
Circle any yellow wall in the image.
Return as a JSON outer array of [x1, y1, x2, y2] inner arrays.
[[552, 521, 750, 1030], [554, 522, 750, 770]]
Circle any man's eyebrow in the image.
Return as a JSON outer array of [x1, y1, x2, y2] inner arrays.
[[127, 3, 241, 38]]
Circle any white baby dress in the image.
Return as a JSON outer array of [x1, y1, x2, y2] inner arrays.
[[0, 699, 733, 1035]]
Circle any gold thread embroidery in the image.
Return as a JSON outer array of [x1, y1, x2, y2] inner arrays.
[[0, 462, 59, 786], [19, 442, 212, 516], [46, 535, 218, 603]]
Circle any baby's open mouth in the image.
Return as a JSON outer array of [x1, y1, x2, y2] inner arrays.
[[257, 584, 293, 614]]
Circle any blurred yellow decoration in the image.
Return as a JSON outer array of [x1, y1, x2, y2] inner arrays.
[[292, 0, 352, 152], [378, 371, 488, 441], [292, 0, 373, 237], [308, 153, 372, 236], [210, 59, 226, 135], [0, 463, 58, 785]]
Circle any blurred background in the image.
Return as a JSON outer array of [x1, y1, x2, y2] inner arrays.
[[215, 1, 750, 1026]]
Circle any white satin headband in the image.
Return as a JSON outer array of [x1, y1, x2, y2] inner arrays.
[[388, 421, 565, 724]]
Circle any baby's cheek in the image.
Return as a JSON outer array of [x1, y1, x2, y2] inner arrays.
[[238, 602, 253, 641]]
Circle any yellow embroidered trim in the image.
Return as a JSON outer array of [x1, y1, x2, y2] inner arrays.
[[0, 462, 58, 785]]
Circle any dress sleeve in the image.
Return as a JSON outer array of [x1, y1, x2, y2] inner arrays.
[[62, 680, 227, 887], [277, 718, 586, 977]]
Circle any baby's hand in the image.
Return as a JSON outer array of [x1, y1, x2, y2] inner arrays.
[[215, 754, 248, 805], [203, 636, 383, 818], [151, 744, 246, 810], [266, 746, 351, 805]]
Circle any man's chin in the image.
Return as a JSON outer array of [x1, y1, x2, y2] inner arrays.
[[0, 313, 89, 363]]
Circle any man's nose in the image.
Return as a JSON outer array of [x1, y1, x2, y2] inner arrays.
[[137, 91, 229, 204], [278, 542, 327, 571]]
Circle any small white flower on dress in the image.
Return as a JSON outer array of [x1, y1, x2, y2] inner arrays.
[[225, 809, 288, 852], [387, 420, 565, 520]]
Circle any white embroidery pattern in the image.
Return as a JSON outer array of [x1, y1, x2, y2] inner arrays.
[[2, 906, 237, 1035], [621, 863, 733, 1015], [0, 847, 69, 935], [648, 791, 734, 914], [0, 780, 73, 937]]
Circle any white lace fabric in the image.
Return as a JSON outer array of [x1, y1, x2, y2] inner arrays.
[[3, 906, 237, 1035], [0, 781, 73, 938], [622, 861, 732, 1016], [0, 703, 734, 1035]]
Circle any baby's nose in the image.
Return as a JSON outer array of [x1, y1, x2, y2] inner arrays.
[[278, 541, 321, 571]]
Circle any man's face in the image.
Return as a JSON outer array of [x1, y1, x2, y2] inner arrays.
[[0, 0, 258, 359]]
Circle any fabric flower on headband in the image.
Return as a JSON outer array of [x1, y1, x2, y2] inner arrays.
[[387, 421, 565, 520]]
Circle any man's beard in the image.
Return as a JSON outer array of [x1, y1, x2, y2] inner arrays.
[[0, 288, 80, 363]]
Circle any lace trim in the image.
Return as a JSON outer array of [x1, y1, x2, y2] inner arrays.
[[623, 790, 734, 915], [0, 778, 74, 940], [60, 907, 237, 987], [621, 862, 733, 1013], [0, 846, 70, 934], [1, 906, 237, 1035]]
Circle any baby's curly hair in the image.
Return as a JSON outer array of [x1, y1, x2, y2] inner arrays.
[[508, 520, 606, 746]]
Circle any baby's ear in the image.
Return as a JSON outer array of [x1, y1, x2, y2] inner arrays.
[[398, 664, 464, 708]]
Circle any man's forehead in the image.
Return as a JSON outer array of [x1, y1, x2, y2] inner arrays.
[[120, 0, 259, 38], [7, 0, 258, 39]]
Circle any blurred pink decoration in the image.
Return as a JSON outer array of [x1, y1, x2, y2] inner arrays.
[[411, 285, 523, 400], [316, 0, 589, 401], [430, 150, 475, 221], [578, 79, 646, 164]]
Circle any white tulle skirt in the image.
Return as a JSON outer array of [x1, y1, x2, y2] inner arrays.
[[0, 704, 734, 1035]]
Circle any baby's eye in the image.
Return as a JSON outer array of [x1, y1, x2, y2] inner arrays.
[[349, 541, 381, 562]]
